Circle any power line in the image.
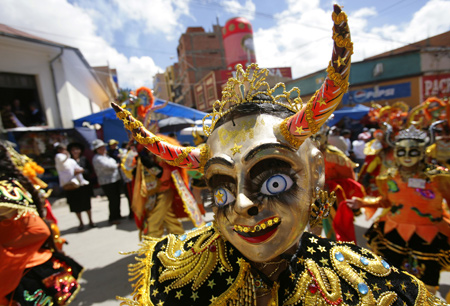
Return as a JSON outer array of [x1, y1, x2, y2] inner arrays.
[[2, 1, 430, 70], [376, 0, 409, 15]]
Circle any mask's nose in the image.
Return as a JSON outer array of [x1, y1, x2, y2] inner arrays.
[[234, 193, 259, 217]]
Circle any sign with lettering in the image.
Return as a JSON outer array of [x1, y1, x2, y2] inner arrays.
[[342, 82, 411, 104], [422, 74, 450, 99]]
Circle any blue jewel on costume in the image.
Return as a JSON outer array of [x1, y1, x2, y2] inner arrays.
[[381, 260, 390, 269], [358, 283, 369, 295], [360, 257, 369, 266], [179, 234, 187, 241], [335, 252, 344, 262], [174, 250, 182, 258], [206, 222, 213, 227]]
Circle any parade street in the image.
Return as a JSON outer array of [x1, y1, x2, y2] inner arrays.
[[52, 194, 450, 305]]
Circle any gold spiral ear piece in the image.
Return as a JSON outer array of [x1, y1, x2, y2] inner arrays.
[[309, 189, 336, 228]]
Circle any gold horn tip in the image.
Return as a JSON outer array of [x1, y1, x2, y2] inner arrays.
[[111, 101, 124, 113]]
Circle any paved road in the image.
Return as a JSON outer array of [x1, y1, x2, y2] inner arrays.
[[51, 195, 450, 305]]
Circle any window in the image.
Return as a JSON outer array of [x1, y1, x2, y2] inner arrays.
[[207, 87, 215, 99]]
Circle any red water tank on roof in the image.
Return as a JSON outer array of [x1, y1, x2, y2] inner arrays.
[[222, 17, 256, 70]]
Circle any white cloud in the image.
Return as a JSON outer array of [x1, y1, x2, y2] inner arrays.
[[254, 4, 332, 78], [222, 0, 256, 20], [371, 0, 450, 45], [254, 0, 450, 80], [112, 0, 192, 40], [0, 0, 166, 89]]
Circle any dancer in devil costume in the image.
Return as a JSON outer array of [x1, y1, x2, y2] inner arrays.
[[347, 121, 450, 295], [114, 5, 445, 305]]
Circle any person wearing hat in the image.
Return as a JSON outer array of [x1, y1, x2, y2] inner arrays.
[[107, 139, 121, 163], [91, 139, 123, 225]]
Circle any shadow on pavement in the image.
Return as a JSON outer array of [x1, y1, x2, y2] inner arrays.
[[72, 254, 135, 305], [116, 218, 139, 232], [60, 219, 137, 236]]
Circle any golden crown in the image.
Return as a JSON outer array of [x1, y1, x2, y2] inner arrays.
[[203, 63, 304, 136]]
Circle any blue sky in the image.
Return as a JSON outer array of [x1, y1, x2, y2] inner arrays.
[[1, 0, 449, 90]]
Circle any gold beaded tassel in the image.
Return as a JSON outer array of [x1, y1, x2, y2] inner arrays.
[[267, 282, 279, 306], [228, 269, 257, 306]]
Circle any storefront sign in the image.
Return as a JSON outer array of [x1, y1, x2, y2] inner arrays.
[[422, 74, 450, 98], [343, 82, 411, 104]]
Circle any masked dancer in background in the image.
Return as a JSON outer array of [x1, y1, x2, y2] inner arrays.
[[113, 6, 445, 305], [120, 95, 205, 239], [346, 122, 450, 296], [357, 102, 408, 198], [131, 138, 205, 239], [0, 143, 83, 306]]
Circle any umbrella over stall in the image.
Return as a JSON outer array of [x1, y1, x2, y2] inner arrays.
[[179, 119, 212, 136], [158, 117, 195, 133]]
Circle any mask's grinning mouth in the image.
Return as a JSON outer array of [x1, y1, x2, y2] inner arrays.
[[233, 217, 280, 238]]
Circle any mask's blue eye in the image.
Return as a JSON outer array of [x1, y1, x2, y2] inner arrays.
[[261, 174, 293, 195], [214, 187, 235, 206]]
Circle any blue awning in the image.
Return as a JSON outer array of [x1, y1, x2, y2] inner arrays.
[[73, 99, 207, 127], [326, 104, 370, 126]]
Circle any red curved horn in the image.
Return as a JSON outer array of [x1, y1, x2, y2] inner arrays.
[[111, 102, 209, 170], [280, 5, 353, 148]]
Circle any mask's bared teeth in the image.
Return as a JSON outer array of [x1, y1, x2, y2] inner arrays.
[[234, 217, 281, 233]]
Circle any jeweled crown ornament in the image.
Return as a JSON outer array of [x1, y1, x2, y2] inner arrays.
[[202, 63, 303, 136], [111, 4, 352, 169], [396, 126, 427, 142], [384, 120, 445, 148]]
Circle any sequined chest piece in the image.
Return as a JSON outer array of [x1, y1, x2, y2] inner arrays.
[[135, 225, 435, 306]]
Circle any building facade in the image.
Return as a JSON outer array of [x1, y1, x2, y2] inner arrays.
[[0, 24, 117, 130], [173, 25, 227, 108], [282, 31, 450, 109]]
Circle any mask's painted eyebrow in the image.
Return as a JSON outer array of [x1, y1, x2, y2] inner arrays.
[[244, 143, 295, 162], [208, 174, 235, 189], [249, 158, 292, 180], [204, 156, 234, 174]]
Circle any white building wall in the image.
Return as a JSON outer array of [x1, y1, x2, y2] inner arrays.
[[0, 37, 63, 127], [51, 49, 110, 128], [0, 35, 111, 129]]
